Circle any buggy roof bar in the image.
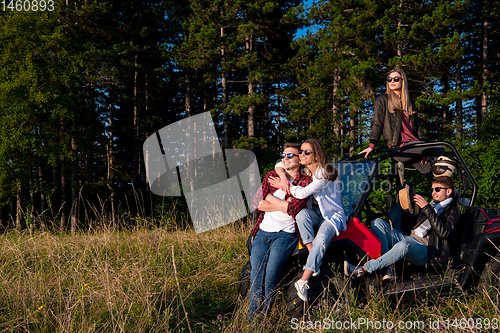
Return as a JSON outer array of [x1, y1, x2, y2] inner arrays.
[[343, 141, 477, 220]]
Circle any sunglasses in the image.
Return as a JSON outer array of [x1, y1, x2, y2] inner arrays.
[[431, 165, 453, 175], [298, 149, 313, 156], [431, 187, 449, 193], [386, 77, 402, 83], [280, 152, 298, 158]]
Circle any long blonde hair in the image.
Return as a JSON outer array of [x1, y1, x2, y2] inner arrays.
[[386, 67, 415, 116]]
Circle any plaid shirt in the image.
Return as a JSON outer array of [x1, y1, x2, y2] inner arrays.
[[250, 170, 313, 244]]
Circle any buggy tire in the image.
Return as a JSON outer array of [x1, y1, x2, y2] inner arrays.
[[479, 253, 500, 292], [286, 265, 350, 318], [238, 260, 252, 300]]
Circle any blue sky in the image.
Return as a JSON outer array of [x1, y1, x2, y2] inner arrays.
[[294, 0, 316, 39]]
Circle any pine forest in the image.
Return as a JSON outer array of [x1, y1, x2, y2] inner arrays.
[[1, 0, 500, 233]]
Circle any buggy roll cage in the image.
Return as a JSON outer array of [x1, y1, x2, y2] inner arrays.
[[343, 141, 478, 221]]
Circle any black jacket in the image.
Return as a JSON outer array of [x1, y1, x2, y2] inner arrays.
[[369, 94, 426, 147], [409, 200, 462, 267]]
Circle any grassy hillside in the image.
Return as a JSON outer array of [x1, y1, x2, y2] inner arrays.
[[0, 219, 499, 332]]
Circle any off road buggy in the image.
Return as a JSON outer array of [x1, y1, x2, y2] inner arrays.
[[238, 141, 500, 317]]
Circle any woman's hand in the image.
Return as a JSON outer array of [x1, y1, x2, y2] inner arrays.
[[359, 147, 373, 158], [268, 176, 289, 192]]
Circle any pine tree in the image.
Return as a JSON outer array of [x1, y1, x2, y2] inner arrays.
[[286, 0, 379, 158]]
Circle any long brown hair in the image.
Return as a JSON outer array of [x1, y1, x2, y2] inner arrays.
[[302, 138, 338, 182], [386, 67, 415, 116]]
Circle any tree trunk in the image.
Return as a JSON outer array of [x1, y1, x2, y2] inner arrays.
[[52, 165, 57, 192], [185, 68, 195, 192], [37, 161, 48, 232], [0, 206, 6, 232], [70, 136, 78, 233], [481, 5, 489, 123], [107, 104, 116, 228], [28, 175, 36, 235], [145, 72, 151, 216], [185, 69, 192, 118], [455, 58, 463, 138], [60, 158, 67, 232], [16, 182, 22, 231], [221, 27, 230, 148], [248, 78, 255, 145], [59, 116, 67, 233], [277, 81, 281, 148], [245, 11, 255, 151], [332, 67, 341, 157], [397, 0, 403, 58], [349, 106, 358, 156], [133, 54, 139, 189], [442, 74, 449, 126]]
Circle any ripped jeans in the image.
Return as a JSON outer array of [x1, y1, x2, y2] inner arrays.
[[300, 206, 338, 273]]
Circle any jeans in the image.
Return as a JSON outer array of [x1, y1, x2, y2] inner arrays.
[[295, 207, 322, 245], [248, 229, 298, 318], [301, 206, 338, 273], [364, 218, 428, 273]]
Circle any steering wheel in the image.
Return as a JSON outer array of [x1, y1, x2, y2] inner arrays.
[[363, 200, 393, 226]]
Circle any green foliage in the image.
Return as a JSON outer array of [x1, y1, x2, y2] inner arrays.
[[458, 87, 500, 207], [232, 135, 278, 177], [0, 0, 499, 230], [0, 9, 77, 204]]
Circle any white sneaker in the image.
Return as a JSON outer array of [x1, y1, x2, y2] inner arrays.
[[294, 279, 309, 302], [344, 261, 365, 279], [382, 266, 397, 281], [312, 268, 320, 277]]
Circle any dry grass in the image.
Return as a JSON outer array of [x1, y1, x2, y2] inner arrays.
[[1, 217, 500, 332], [0, 219, 250, 332]]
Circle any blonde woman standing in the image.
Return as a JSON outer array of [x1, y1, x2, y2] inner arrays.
[[361, 67, 425, 156], [360, 67, 441, 180]]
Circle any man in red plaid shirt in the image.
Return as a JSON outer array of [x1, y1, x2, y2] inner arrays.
[[248, 142, 312, 320]]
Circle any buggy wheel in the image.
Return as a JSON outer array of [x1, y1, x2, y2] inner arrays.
[[238, 260, 252, 300], [479, 253, 500, 292], [286, 264, 351, 318]]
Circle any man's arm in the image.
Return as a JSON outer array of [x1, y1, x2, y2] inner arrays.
[[265, 194, 289, 214], [249, 171, 279, 237], [264, 192, 311, 217], [423, 205, 461, 239], [257, 199, 280, 212], [252, 171, 277, 212], [257, 173, 313, 217]]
